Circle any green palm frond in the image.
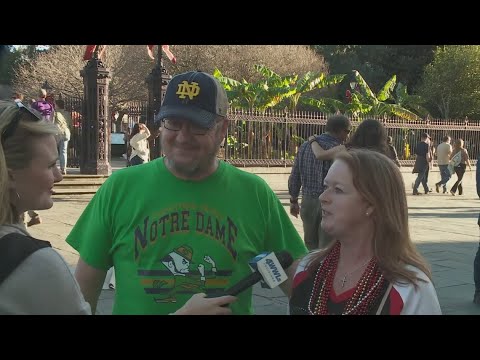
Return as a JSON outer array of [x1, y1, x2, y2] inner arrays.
[[377, 75, 396, 101], [254, 64, 281, 79], [300, 97, 348, 113], [389, 104, 422, 121], [353, 70, 376, 101]]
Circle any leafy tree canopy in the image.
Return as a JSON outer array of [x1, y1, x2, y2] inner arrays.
[[418, 45, 480, 119]]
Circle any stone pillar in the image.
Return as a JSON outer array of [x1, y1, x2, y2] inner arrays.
[[79, 51, 112, 175]]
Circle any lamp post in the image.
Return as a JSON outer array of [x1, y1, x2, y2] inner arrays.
[[42, 80, 53, 93], [42, 80, 64, 101], [146, 45, 172, 160]]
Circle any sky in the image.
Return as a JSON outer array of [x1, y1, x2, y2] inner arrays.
[[12, 45, 50, 51]]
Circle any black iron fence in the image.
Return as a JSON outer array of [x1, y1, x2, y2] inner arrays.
[[122, 101, 148, 133], [62, 96, 83, 168], [62, 97, 480, 168], [223, 110, 480, 167]]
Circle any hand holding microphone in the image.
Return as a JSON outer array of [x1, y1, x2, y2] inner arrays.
[[172, 293, 237, 315], [175, 251, 294, 314], [220, 251, 294, 297]]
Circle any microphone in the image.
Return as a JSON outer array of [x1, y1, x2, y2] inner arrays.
[[222, 251, 294, 297]]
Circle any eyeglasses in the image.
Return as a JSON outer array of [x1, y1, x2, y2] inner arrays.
[[162, 118, 220, 136], [1, 101, 42, 143]]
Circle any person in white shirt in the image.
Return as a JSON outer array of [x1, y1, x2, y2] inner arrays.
[[129, 123, 150, 166], [108, 122, 151, 287], [435, 136, 452, 194]]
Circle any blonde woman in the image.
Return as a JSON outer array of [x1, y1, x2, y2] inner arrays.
[[0, 100, 90, 314], [449, 138, 472, 196]]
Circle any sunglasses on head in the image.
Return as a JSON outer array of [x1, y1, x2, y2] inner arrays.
[[1, 101, 42, 143]]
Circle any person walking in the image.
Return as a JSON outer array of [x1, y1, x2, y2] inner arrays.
[[435, 136, 452, 194], [412, 133, 431, 195], [289, 115, 351, 250], [450, 138, 472, 196]]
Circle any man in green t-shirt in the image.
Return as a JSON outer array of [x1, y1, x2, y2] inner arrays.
[[67, 71, 308, 315]]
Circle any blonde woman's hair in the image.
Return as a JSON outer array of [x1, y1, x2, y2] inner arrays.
[[0, 100, 58, 224], [454, 138, 464, 149], [308, 148, 432, 287]]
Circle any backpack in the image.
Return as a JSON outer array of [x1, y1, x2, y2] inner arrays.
[[0, 233, 51, 285]]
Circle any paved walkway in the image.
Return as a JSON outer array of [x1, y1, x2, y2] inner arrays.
[[29, 160, 480, 315]]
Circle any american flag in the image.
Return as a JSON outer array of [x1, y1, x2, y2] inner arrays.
[[147, 45, 177, 64], [83, 45, 106, 61]]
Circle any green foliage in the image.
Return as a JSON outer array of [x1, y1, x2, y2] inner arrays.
[[214, 65, 345, 113], [283, 151, 296, 160], [291, 135, 305, 145], [226, 134, 248, 159], [346, 70, 424, 121], [377, 75, 396, 102], [217, 62, 426, 121], [0, 46, 35, 85], [395, 82, 430, 117], [418, 45, 480, 119], [300, 97, 347, 113], [313, 45, 437, 97]]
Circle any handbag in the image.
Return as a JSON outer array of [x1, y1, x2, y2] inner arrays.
[[450, 151, 462, 167], [448, 151, 462, 175]]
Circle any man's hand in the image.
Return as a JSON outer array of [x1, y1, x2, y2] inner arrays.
[[173, 293, 237, 315], [290, 202, 300, 218]]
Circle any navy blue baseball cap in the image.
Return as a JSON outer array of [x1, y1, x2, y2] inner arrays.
[[155, 71, 229, 128]]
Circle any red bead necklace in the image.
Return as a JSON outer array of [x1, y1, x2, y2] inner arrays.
[[307, 241, 386, 315]]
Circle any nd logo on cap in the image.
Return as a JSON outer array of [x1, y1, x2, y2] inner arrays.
[[176, 81, 201, 100], [156, 71, 229, 128]]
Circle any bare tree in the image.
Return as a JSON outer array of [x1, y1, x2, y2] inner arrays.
[[13, 45, 151, 110], [12, 45, 327, 110], [167, 45, 327, 80]]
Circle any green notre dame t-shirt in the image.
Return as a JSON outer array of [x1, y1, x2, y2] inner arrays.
[[66, 158, 307, 315]]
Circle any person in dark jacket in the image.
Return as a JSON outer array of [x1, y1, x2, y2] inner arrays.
[[412, 133, 431, 195], [387, 136, 401, 167]]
